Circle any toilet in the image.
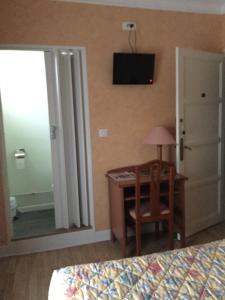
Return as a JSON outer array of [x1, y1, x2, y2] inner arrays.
[[10, 196, 17, 220]]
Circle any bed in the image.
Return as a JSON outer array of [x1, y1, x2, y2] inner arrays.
[[49, 239, 225, 299]]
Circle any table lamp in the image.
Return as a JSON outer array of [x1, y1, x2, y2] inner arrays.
[[144, 126, 176, 160]]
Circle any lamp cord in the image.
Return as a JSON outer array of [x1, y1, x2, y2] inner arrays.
[[128, 28, 137, 53]]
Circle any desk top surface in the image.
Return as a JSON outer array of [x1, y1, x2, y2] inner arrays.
[[107, 171, 187, 188]]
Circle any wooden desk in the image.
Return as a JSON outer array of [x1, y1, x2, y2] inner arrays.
[[107, 169, 187, 257]]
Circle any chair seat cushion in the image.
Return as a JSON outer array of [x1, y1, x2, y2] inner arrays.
[[129, 202, 169, 219]]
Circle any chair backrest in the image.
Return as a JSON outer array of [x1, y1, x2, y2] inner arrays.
[[134, 160, 175, 221]]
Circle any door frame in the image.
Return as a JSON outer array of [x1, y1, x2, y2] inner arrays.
[[0, 93, 12, 242], [176, 47, 225, 235], [0, 44, 95, 240]]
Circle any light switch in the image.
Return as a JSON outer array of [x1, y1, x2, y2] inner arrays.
[[98, 129, 108, 137]]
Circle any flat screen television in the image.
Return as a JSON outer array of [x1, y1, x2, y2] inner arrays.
[[113, 53, 155, 85]]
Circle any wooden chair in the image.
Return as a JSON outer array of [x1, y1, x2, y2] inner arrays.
[[128, 160, 175, 256]]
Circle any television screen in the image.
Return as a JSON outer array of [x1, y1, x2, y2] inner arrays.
[[113, 53, 155, 85]]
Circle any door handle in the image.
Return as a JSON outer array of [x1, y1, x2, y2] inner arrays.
[[180, 139, 192, 161], [184, 145, 192, 151], [180, 138, 184, 161]]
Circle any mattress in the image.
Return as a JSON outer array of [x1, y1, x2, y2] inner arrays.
[[49, 239, 225, 299]]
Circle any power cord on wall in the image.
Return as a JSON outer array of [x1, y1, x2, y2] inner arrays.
[[128, 24, 137, 53]]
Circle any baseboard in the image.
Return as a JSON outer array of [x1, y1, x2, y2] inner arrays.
[[18, 202, 54, 213], [0, 229, 111, 258], [0, 223, 164, 258]]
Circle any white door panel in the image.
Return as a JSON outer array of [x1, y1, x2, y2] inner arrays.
[[184, 58, 219, 99], [185, 102, 219, 141], [184, 143, 218, 181], [176, 48, 225, 236], [187, 182, 218, 219], [186, 182, 220, 234]]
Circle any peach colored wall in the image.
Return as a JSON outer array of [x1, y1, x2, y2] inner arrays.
[[222, 16, 225, 49], [0, 0, 223, 232]]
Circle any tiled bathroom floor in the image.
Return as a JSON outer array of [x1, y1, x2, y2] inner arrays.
[[13, 209, 55, 239]]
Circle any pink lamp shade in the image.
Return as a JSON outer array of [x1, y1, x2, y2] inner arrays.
[[144, 126, 176, 160], [144, 126, 176, 145]]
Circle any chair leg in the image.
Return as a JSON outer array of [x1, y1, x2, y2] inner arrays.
[[125, 220, 128, 244], [168, 218, 174, 250], [110, 231, 116, 242], [135, 222, 141, 256], [155, 222, 159, 239]]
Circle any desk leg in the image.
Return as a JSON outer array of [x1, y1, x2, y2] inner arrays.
[[175, 180, 186, 248], [181, 180, 186, 247], [108, 179, 127, 257], [180, 233, 186, 248], [173, 180, 186, 248]]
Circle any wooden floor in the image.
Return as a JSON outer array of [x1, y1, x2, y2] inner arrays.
[[0, 222, 225, 300]]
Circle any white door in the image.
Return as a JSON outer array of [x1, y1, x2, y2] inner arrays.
[[45, 48, 91, 229], [176, 48, 225, 236]]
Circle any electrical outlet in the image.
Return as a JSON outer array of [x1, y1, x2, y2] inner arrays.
[[122, 21, 137, 31], [98, 129, 108, 137]]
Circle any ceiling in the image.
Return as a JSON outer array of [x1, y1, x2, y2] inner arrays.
[[56, 0, 225, 14]]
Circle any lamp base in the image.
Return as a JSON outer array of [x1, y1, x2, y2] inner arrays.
[[157, 145, 162, 160]]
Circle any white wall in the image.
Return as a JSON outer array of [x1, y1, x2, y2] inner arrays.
[[0, 50, 53, 196]]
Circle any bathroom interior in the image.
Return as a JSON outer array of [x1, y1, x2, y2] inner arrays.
[[0, 50, 56, 239]]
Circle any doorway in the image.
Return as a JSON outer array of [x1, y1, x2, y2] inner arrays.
[[0, 46, 93, 242], [0, 50, 55, 238]]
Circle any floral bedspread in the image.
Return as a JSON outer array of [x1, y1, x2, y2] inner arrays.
[[48, 239, 225, 299]]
